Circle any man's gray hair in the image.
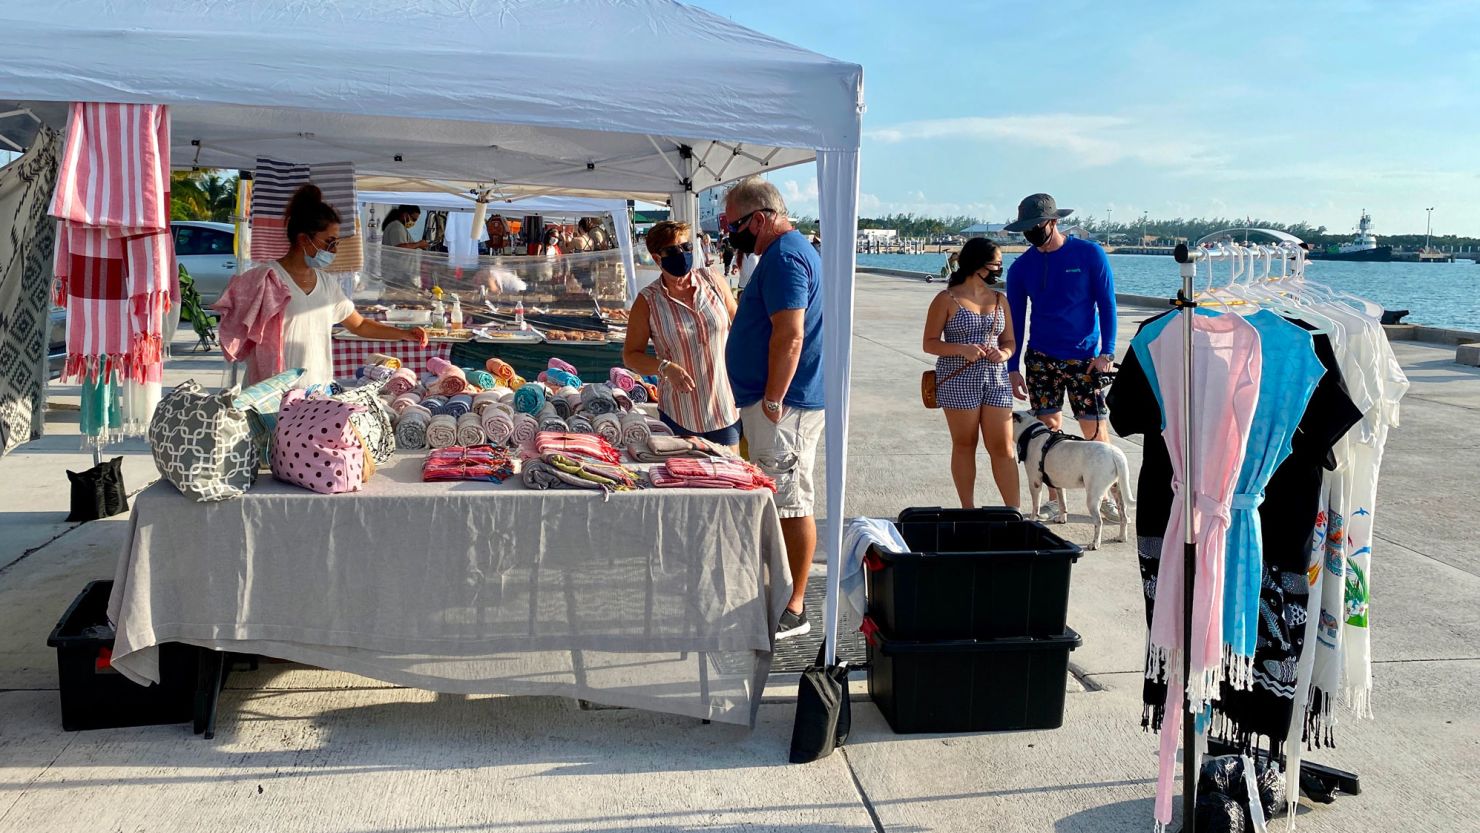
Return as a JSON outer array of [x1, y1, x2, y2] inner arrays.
[[725, 176, 788, 218]]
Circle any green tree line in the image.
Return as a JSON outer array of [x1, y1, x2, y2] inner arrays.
[[170, 170, 237, 222]]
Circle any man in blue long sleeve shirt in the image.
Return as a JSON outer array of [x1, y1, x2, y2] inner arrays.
[[1003, 194, 1120, 518]]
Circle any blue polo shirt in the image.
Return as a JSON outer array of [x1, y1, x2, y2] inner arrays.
[[726, 230, 824, 409], [1005, 236, 1117, 372]]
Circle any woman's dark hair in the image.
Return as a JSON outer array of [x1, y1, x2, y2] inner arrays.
[[948, 238, 1002, 287], [381, 204, 420, 231], [284, 184, 341, 244]]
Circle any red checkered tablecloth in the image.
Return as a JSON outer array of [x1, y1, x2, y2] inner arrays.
[[331, 339, 454, 380]]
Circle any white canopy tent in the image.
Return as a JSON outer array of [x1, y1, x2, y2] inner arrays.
[[0, 0, 864, 666], [359, 190, 640, 299]]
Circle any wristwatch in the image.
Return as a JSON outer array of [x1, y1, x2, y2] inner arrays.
[[763, 399, 782, 414]]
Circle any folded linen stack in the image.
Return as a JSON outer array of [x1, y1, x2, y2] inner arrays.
[[520, 452, 640, 492], [619, 411, 651, 448], [647, 416, 674, 436], [592, 413, 622, 446], [456, 412, 487, 446], [625, 434, 732, 463], [481, 402, 516, 445], [649, 458, 776, 491], [426, 414, 459, 449], [395, 404, 433, 449], [531, 431, 623, 465], [422, 446, 514, 483]]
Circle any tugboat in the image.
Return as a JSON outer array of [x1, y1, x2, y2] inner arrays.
[[1307, 211, 1393, 262]]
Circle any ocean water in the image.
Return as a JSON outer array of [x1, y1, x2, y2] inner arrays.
[[858, 252, 1480, 332]]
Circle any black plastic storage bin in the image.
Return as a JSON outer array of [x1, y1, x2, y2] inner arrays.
[[867, 510, 1082, 641], [868, 627, 1081, 733], [46, 580, 198, 731], [897, 506, 1024, 524]]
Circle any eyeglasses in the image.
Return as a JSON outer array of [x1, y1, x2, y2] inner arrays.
[[315, 237, 340, 252], [658, 242, 693, 258], [726, 209, 773, 234]]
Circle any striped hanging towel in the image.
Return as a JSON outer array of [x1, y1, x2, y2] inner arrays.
[[248, 158, 360, 266], [50, 102, 173, 384]]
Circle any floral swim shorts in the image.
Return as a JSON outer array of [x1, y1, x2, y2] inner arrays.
[[1025, 348, 1109, 420]]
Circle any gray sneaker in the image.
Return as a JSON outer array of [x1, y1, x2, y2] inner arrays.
[[1100, 497, 1123, 522], [1039, 500, 1062, 520], [776, 606, 811, 640]]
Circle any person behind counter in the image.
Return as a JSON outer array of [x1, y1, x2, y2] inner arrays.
[[381, 204, 430, 250], [216, 185, 428, 387], [622, 220, 740, 448]]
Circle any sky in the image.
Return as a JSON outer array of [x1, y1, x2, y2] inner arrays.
[[687, 0, 1480, 236]]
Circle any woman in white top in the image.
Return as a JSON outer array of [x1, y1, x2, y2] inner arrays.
[[380, 204, 430, 250], [276, 186, 426, 385]]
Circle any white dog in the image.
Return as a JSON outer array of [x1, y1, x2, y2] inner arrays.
[[1011, 411, 1134, 550]]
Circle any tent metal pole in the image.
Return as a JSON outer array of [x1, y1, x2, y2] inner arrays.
[[1173, 243, 1200, 833]]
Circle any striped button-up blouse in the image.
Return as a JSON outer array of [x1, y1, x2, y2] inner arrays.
[[638, 268, 738, 433]]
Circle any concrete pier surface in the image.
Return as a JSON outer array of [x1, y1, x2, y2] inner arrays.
[[1, 272, 1476, 832]]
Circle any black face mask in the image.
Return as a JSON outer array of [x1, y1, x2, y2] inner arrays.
[[729, 224, 758, 255], [983, 266, 1003, 284], [1023, 223, 1051, 248]]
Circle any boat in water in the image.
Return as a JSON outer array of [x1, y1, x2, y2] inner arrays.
[[1307, 211, 1392, 262]]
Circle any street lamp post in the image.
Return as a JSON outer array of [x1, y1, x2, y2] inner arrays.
[[1425, 207, 1435, 252]]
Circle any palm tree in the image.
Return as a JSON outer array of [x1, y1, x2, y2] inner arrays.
[[200, 174, 238, 222], [169, 170, 238, 221]]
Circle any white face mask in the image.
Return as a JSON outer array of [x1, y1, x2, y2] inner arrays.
[[304, 241, 336, 270]]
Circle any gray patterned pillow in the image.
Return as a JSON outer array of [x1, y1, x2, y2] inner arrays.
[[333, 381, 396, 464], [148, 381, 259, 501]]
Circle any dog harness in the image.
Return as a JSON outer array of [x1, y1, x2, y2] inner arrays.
[[1017, 421, 1089, 490]]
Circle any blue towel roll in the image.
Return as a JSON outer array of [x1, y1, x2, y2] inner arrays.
[[513, 383, 546, 415]]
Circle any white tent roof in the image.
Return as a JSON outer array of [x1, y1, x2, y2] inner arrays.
[[0, 0, 861, 197], [0, 0, 866, 668]]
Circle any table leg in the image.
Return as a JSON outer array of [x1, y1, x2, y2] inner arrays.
[[562, 570, 588, 692], [193, 648, 226, 738]]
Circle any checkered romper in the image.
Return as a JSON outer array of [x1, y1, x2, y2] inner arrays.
[[935, 293, 1013, 410]]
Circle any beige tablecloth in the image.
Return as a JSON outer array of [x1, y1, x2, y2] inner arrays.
[[107, 454, 791, 726]]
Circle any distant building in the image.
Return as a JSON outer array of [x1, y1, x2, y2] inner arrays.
[[857, 228, 898, 243], [959, 222, 1016, 243], [1062, 225, 1098, 242]]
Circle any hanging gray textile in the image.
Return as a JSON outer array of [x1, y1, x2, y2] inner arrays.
[[0, 125, 61, 456]]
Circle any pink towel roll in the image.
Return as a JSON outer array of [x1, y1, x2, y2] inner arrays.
[[389, 392, 423, 415], [385, 367, 418, 396], [427, 356, 457, 377], [549, 357, 579, 377], [608, 367, 639, 392]]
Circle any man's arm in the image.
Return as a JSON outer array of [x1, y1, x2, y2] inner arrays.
[[1095, 249, 1117, 357], [765, 308, 805, 410]]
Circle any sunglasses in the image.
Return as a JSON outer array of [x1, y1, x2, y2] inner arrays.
[[315, 237, 340, 252], [658, 242, 694, 258], [726, 209, 772, 234]]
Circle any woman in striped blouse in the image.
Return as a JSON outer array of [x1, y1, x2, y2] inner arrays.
[[623, 221, 741, 448]]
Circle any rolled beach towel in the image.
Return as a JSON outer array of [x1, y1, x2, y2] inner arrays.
[[482, 402, 516, 445], [568, 412, 595, 435], [367, 353, 403, 370], [545, 367, 582, 389], [456, 412, 487, 447], [395, 405, 433, 450], [467, 369, 496, 390], [486, 357, 516, 383], [426, 414, 459, 449], [509, 374, 527, 390], [551, 394, 572, 420], [472, 390, 503, 415], [422, 395, 450, 416], [628, 383, 649, 404], [549, 357, 579, 377], [385, 367, 418, 396], [648, 416, 673, 436], [537, 403, 568, 434], [610, 386, 633, 413], [581, 383, 618, 416], [512, 412, 540, 447], [444, 394, 474, 419], [592, 412, 622, 446], [641, 382, 659, 404], [620, 410, 652, 448], [389, 392, 422, 415], [513, 383, 546, 415], [609, 367, 640, 392], [434, 366, 468, 396], [362, 364, 395, 383], [427, 356, 457, 377]]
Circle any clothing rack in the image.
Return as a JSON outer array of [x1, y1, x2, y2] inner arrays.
[[1168, 243, 1361, 831]]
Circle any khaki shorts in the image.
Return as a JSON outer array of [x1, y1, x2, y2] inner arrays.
[[740, 404, 824, 519]]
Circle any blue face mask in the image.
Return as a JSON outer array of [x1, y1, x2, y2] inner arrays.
[[305, 241, 336, 270], [660, 250, 693, 278]]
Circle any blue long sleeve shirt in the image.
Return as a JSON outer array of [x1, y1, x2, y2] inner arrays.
[[1005, 236, 1117, 372]]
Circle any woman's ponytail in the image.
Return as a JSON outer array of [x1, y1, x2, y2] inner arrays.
[[284, 184, 340, 244]]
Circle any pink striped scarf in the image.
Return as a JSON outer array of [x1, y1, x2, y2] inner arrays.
[[50, 103, 173, 383]]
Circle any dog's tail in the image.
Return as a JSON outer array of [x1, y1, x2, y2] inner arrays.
[[1114, 447, 1137, 507]]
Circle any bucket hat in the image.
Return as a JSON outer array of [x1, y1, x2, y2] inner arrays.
[[1004, 193, 1073, 232]]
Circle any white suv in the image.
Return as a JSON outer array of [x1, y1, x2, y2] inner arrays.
[[172, 221, 238, 304]]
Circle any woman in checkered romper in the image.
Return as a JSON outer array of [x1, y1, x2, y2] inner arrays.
[[922, 238, 1020, 509]]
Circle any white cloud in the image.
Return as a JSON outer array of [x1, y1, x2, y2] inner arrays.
[[864, 114, 1226, 173]]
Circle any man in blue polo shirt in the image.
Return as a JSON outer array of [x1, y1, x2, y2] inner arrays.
[[1003, 193, 1120, 520], [724, 176, 824, 640]]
